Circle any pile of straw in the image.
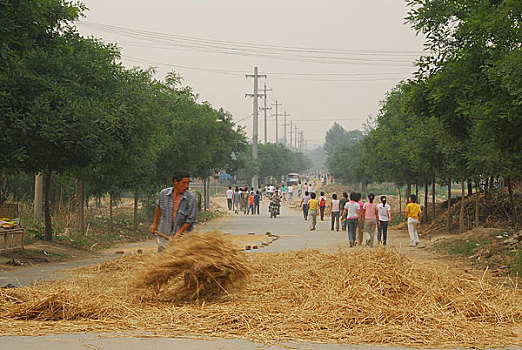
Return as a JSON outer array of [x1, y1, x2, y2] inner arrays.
[[0, 281, 128, 321], [133, 231, 251, 301], [0, 245, 520, 347]]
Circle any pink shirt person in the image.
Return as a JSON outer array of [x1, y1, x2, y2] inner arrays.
[[363, 201, 378, 220]]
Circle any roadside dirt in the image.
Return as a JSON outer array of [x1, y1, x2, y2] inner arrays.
[[0, 241, 100, 271]]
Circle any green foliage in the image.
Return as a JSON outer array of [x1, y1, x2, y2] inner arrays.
[[434, 239, 482, 257], [324, 122, 363, 156], [235, 143, 311, 182], [326, 0, 521, 196], [326, 141, 371, 185], [0, 0, 250, 240]]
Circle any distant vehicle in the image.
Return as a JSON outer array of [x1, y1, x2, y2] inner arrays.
[[286, 173, 300, 186]]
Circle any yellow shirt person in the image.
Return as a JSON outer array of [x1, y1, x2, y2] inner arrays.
[[307, 198, 319, 211], [405, 202, 422, 220], [403, 194, 421, 247], [307, 193, 320, 231]]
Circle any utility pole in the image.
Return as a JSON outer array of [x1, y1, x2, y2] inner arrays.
[[272, 100, 283, 143], [294, 125, 298, 151], [290, 120, 294, 149], [283, 111, 290, 146], [299, 130, 304, 152], [246, 66, 266, 189], [259, 83, 272, 144]]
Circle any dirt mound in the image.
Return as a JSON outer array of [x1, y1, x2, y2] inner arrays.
[[432, 226, 522, 277], [427, 189, 521, 234]]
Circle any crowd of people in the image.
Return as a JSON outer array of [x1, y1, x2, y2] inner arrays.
[[224, 179, 423, 248], [225, 186, 262, 215], [299, 188, 422, 248]]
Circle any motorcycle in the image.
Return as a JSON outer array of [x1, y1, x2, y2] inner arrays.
[[269, 200, 280, 218]]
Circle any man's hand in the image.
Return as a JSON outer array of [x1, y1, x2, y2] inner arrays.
[[148, 224, 158, 235]]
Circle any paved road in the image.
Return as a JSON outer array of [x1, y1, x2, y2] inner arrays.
[[208, 197, 422, 256], [0, 333, 444, 350], [0, 197, 446, 350], [0, 240, 157, 287]]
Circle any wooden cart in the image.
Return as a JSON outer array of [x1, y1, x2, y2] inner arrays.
[[0, 204, 25, 252]]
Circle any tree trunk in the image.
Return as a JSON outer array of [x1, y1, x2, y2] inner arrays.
[[34, 173, 43, 220], [361, 182, 368, 193], [203, 178, 207, 210], [424, 184, 428, 224], [507, 176, 517, 224], [398, 186, 402, 213], [133, 190, 139, 231], [467, 181, 473, 196], [205, 177, 211, 210], [447, 178, 452, 232], [0, 171, 2, 204], [406, 183, 411, 208], [109, 193, 114, 231], [75, 180, 84, 234], [415, 184, 418, 201], [475, 181, 480, 227], [44, 171, 53, 241], [459, 180, 465, 234], [432, 181, 436, 223], [58, 186, 63, 212]]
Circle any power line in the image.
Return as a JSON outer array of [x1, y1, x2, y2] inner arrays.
[[76, 21, 424, 66], [124, 57, 244, 76], [123, 56, 411, 82], [235, 114, 253, 123], [78, 21, 425, 56]]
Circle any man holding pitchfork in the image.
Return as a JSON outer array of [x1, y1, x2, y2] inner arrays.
[[148, 170, 198, 252]]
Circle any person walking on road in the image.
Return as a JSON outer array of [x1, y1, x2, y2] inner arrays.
[[339, 192, 349, 231], [247, 192, 255, 214], [232, 187, 241, 213], [253, 191, 261, 214], [356, 193, 364, 246], [404, 194, 422, 247], [342, 192, 360, 247], [240, 187, 248, 214], [300, 191, 311, 220], [377, 195, 391, 245], [226, 186, 234, 210], [307, 192, 319, 231], [148, 170, 198, 252], [362, 193, 378, 247], [319, 192, 326, 221], [329, 193, 340, 231]]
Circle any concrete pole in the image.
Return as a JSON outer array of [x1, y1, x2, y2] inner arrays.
[[263, 84, 268, 144], [252, 67, 259, 189], [283, 112, 287, 146], [290, 120, 294, 148], [246, 67, 265, 189]]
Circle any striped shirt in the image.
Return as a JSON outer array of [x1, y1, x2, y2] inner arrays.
[[156, 187, 198, 237]]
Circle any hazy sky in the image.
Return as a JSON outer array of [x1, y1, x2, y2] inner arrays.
[[75, 0, 426, 150]]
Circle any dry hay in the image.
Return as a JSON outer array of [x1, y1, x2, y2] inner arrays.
[[0, 246, 520, 347], [133, 231, 251, 301], [0, 280, 131, 321], [427, 189, 522, 233]]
